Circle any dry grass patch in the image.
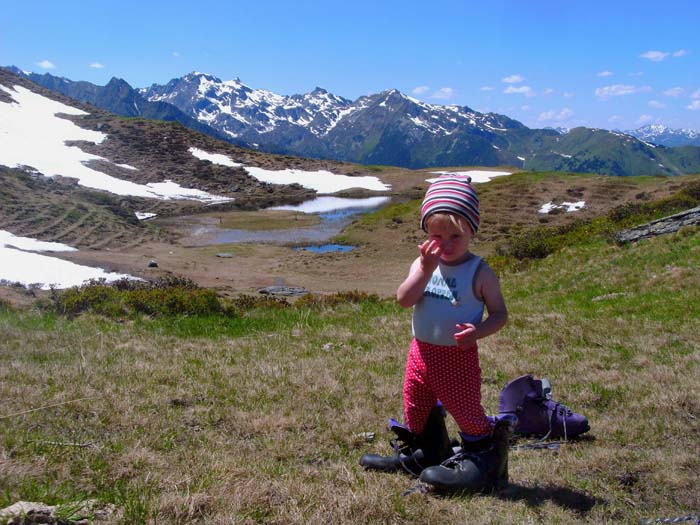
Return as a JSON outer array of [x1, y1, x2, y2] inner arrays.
[[2, 178, 700, 522]]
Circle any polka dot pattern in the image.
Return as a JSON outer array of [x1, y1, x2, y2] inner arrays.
[[403, 337, 492, 437]]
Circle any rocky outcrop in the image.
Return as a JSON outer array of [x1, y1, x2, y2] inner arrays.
[[0, 500, 116, 524], [615, 206, 700, 243]]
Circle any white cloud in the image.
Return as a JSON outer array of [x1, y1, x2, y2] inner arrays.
[[595, 84, 652, 100], [687, 100, 700, 111], [663, 87, 685, 97], [563, 92, 575, 99], [480, 86, 494, 91], [89, 62, 105, 69], [521, 105, 531, 111], [503, 85, 534, 97], [412, 85, 430, 95], [597, 70, 614, 77], [629, 71, 644, 77], [542, 88, 555, 96], [502, 74, 524, 84], [692, 89, 700, 99], [36, 60, 56, 69], [538, 108, 574, 123], [608, 115, 623, 124], [673, 49, 689, 57], [640, 50, 669, 62], [648, 100, 667, 109], [636, 114, 654, 125], [172, 51, 180, 57], [430, 87, 455, 100]]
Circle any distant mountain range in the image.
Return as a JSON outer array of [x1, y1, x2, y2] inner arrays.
[[5, 66, 700, 176], [623, 124, 700, 147]]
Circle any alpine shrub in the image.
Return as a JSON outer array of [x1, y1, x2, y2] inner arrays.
[[47, 277, 223, 317], [295, 290, 382, 309]]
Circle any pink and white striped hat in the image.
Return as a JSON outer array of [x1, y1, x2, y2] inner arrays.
[[420, 175, 480, 234]]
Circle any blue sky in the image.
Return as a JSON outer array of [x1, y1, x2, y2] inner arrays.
[[2, 0, 699, 131]]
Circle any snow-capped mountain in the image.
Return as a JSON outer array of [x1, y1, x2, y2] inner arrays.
[[625, 124, 700, 147], [4, 66, 236, 144], [140, 72, 358, 139], [140, 72, 533, 168], [7, 67, 700, 176]]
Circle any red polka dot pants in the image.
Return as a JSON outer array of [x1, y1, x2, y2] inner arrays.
[[404, 337, 492, 437]]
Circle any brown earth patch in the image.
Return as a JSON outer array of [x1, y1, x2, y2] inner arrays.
[[29, 172, 699, 305]]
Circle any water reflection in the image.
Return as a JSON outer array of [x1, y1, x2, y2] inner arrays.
[[190, 196, 391, 246], [295, 244, 355, 253], [268, 196, 390, 215]]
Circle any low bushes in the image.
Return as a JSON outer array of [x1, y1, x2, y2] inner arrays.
[[46, 279, 386, 320], [48, 276, 223, 317]]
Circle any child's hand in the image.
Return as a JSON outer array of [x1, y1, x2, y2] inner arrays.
[[419, 239, 443, 273], [455, 323, 477, 349]]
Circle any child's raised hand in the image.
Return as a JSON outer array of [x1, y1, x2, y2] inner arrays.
[[419, 239, 443, 272], [454, 323, 477, 349]]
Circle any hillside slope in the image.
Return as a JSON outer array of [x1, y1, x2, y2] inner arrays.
[[1, 208, 698, 523], [0, 68, 390, 251]]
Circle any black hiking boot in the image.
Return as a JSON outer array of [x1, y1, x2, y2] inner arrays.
[[360, 405, 453, 476], [418, 414, 517, 493]]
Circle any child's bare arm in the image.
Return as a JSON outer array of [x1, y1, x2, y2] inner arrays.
[[454, 266, 507, 348], [475, 264, 508, 339], [396, 240, 442, 307]]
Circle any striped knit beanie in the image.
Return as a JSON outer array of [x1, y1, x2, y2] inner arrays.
[[420, 175, 480, 234]]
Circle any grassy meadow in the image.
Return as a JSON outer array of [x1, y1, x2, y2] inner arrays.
[[1, 173, 700, 524]]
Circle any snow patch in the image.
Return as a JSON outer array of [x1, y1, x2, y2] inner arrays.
[[428, 170, 512, 184], [0, 85, 231, 202], [0, 230, 135, 290], [135, 212, 158, 220], [115, 163, 139, 170], [538, 201, 586, 214], [245, 166, 390, 194], [0, 230, 76, 252], [189, 148, 390, 194], [189, 147, 242, 167]]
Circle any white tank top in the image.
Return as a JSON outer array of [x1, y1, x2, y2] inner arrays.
[[412, 255, 484, 347]]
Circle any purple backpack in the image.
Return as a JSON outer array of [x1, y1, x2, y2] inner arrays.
[[498, 374, 590, 439]]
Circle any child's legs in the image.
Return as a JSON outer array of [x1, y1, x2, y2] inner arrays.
[[403, 338, 438, 434], [424, 344, 493, 437]]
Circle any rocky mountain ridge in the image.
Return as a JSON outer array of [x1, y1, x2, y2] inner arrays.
[[3, 66, 237, 145], [5, 67, 700, 176]]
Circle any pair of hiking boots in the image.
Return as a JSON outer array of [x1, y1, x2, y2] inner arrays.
[[360, 405, 517, 494], [360, 374, 590, 493]]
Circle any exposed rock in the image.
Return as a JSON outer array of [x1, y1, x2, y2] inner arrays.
[[0, 500, 116, 524], [615, 206, 700, 243], [148, 259, 158, 268], [592, 292, 628, 302], [258, 285, 308, 296], [215, 253, 233, 258]]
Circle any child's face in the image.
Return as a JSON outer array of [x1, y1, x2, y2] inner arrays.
[[426, 215, 473, 264]]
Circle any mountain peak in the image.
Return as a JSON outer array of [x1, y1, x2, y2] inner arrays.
[[106, 77, 131, 87], [186, 71, 222, 83]]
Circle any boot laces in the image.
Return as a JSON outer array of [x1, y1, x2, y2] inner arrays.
[[439, 443, 493, 468], [505, 399, 570, 451], [389, 437, 425, 477], [542, 400, 569, 441]]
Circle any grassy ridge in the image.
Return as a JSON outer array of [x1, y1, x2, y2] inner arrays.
[[2, 223, 699, 523]]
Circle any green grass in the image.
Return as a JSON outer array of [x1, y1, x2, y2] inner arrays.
[[1, 189, 699, 523]]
